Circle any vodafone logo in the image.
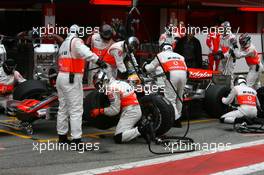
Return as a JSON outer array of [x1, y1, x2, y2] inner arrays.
[[173, 61, 179, 66], [247, 96, 252, 101]]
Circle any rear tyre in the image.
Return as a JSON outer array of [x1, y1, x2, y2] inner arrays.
[[139, 94, 174, 136], [257, 87, 264, 118], [83, 90, 119, 130], [13, 80, 48, 100], [204, 85, 230, 118]]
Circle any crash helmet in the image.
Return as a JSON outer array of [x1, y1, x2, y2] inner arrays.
[[220, 21, 231, 36], [2, 59, 16, 75], [239, 33, 251, 49], [160, 42, 173, 51], [69, 24, 80, 36], [99, 24, 113, 40], [125, 36, 140, 53], [93, 70, 109, 90], [221, 21, 231, 28], [234, 75, 247, 86]]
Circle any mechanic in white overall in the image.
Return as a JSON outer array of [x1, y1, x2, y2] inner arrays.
[[107, 36, 140, 80], [220, 75, 259, 124], [56, 24, 107, 144], [219, 21, 235, 76], [218, 21, 237, 83], [232, 33, 263, 90], [87, 24, 115, 86], [0, 59, 26, 112], [91, 70, 151, 143], [143, 43, 187, 127]]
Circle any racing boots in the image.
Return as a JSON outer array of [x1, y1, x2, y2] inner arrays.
[[58, 135, 71, 144], [138, 118, 155, 144]]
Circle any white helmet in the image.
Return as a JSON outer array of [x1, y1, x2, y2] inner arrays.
[[239, 33, 251, 49], [234, 75, 247, 86], [220, 21, 231, 36], [160, 42, 173, 51], [125, 36, 140, 53], [221, 21, 231, 28], [69, 24, 80, 36], [93, 70, 109, 90]]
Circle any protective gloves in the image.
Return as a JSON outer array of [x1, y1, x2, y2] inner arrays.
[[90, 108, 104, 118]]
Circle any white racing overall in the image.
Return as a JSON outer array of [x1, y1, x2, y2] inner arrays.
[[88, 33, 115, 86], [234, 44, 263, 90], [103, 79, 142, 142], [221, 84, 259, 124], [145, 50, 187, 120], [56, 33, 98, 139]]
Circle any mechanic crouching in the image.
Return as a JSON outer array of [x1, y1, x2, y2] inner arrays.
[[56, 24, 107, 146], [0, 59, 25, 112], [143, 43, 187, 127], [91, 70, 151, 143], [220, 75, 259, 124]]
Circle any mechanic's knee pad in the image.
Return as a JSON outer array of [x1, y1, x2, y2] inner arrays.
[[113, 133, 123, 144]]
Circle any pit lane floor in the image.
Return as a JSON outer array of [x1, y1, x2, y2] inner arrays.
[[0, 115, 264, 175]]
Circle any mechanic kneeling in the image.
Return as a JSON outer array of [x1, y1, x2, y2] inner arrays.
[[220, 75, 259, 124], [91, 70, 151, 144]]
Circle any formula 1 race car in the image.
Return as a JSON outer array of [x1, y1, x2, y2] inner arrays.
[[3, 65, 264, 135], [4, 79, 175, 136]]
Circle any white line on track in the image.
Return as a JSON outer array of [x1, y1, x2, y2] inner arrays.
[[211, 162, 264, 175], [62, 139, 264, 175]]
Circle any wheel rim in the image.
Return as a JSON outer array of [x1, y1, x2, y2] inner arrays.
[[142, 102, 162, 132]]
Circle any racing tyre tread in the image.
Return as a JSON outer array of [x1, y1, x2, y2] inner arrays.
[[13, 80, 48, 100], [139, 94, 174, 136], [204, 85, 230, 118]]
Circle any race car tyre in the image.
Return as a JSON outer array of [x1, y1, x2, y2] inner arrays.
[[139, 94, 174, 136], [204, 85, 230, 118], [83, 90, 120, 130], [257, 87, 264, 118], [13, 80, 48, 100], [83, 90, 174, 134]]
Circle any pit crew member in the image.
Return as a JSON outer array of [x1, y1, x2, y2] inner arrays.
[[56, 24, 107, 145], [143, 43, 187, 127], [220, 75, 259, 124], [87, 24, 115, 86], [232, 33, 263, 90], [91, 70, 151, 143], [0, 59, 26, 112], [107, 36, 140, 80], [218, 21, 236, 79]]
